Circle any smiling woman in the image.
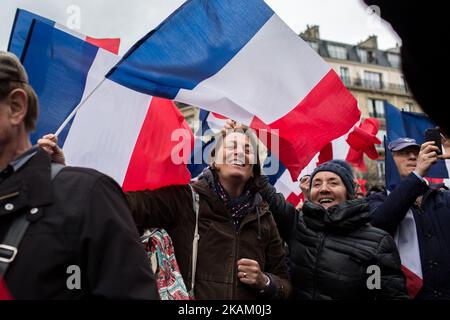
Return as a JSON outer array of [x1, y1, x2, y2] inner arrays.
[[124, 126, 292, 300], [260, 159, 409, 300]]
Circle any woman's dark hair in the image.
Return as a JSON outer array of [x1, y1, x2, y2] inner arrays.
[[209, 127, 261, 193]]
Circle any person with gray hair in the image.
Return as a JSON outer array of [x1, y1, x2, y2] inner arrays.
[[0, 51, 158, 299]]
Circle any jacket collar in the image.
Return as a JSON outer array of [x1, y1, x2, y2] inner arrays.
[[192, 179, 269, 224], [302, 199, 371, 233], [0, 148, 54, 217]]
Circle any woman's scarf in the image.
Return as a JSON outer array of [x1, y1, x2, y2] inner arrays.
[[201, 168, 256, 229]]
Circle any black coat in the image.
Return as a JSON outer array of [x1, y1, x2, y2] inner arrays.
[[0, 149, 157, 299], [260, 177, 408, 300], [368, 173, 450, 299]]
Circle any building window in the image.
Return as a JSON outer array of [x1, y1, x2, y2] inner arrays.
[[327, 44, 347, 60], [357, 48, 377, 64], [403, 103, 413, 112], [376, 160, 385, 180], [306, 40, 319, 52], [339, 67, 350, 86], [387, 53, 401, 68], [368, 98, 385, 118], [364, 71, 383, 90], [401, 76, 409, 92]]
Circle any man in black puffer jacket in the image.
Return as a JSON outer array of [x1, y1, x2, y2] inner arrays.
[[261, 160, 408, 300]]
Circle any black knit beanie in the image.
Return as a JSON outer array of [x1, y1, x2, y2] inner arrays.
[[309, 160, 356, 196]]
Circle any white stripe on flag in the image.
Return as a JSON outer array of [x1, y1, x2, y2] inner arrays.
[[63, 79, 152, 185], [176, 14, 330, 124], [274, 169, 301, 199]]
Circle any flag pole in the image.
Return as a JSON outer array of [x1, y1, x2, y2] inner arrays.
[[54, 78, 106, 137]]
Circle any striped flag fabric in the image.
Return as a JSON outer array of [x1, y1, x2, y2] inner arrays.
[[8, 8, 120, 58], [188, 110, 223, 179], [21, 19, 193, 191], [385, 141, 423, 298], [106, 0, 360, 180]]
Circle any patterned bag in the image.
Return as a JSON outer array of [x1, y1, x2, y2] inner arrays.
[[142, 229, 191, 300], [141, 185, 200, 300]]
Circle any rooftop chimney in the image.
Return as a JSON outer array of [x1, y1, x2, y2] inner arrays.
[[301, 25, 320, 40], [358, 35, 378, 49]]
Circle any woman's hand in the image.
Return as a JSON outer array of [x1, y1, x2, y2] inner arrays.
[[222, 119, 246, 133], [299, 174, 311, 200], [37, 134, 66, 165], [237, 258, 269, 290]]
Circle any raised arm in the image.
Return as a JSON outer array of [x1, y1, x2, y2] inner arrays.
[[125, 184, 191, 230], [259, 175, 298, 242]]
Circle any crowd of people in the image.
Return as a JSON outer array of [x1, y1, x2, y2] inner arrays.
[[1, 47, 450, 300]]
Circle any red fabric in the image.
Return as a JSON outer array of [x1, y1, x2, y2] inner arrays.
[[357, 178, 367, 196], [401, 265, 423, 299], [251, 70, 360, 180], [122, 97, 194, 191], [317, 142, 333, 166], [287, 192, 303, 206], [211, 112, 228, 120], [346, 118, 381, 172], [85, 37, 121, 54], [424, 177, 444, 184], [0, 279, 12, 300]]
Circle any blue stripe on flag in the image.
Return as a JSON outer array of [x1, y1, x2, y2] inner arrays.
[[263, 151, 286, 186], [384, 137, 402, 191], [196, 109, 211, 135], [107, 0, 274, 99], [188, 138, 215, 178], [7, 9, 54, 59], [22, 20, 98, 145]]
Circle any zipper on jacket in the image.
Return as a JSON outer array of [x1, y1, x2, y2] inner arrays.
[[312, 232, 326, 300]]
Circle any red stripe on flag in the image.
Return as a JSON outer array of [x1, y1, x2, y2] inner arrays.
[[85, 37, 121, 55], [401, 265, 423, 299], [424, 177, 444, 184], [0, 279, 12, 300], [251, 70, 360, 180], [122, 98, 193, 191], [287, 192, 302, 207]]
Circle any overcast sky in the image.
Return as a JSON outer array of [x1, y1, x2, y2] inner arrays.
[[1, 0, 401, 55]]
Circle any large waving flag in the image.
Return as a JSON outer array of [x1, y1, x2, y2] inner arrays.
[[106, 0, 360, 180], [8, 8, 120, 58], [264, 116, 380, 205], [21, 19, 193, 191]]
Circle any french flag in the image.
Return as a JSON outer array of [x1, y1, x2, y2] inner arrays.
[[384, 138, 423, 298], [269, 117, 381, 205], [192, 112, 378, 205], [188, 110, 226, 179], [20, 19, 192, 191], [8, 9, 120, 58], [106, 0, 360, 180]]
